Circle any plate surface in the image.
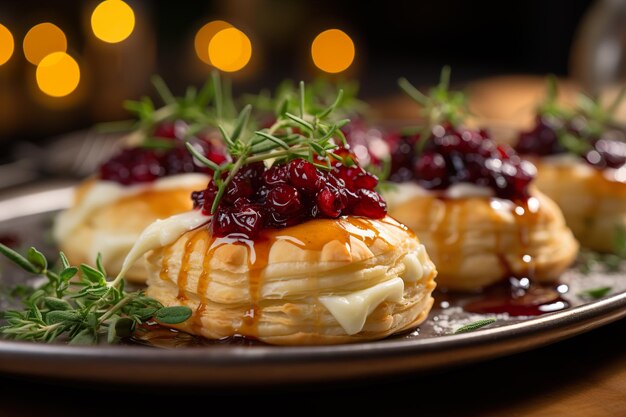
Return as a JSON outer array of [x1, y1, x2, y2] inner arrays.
[[1, 185, 626, 386]]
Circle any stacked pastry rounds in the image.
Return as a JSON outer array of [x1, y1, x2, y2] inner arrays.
[[144, 215, 436, 345], [384, 185, 578, 291]]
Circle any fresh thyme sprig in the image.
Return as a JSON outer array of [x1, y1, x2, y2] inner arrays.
[[578, 286, 612, 300], [243, 77, 368, 121], [98, 70, 239, 148], [454, 318, 497, 334], [398, 66, 471, 154], [537, 76, 626, 156], [0, 243, 191, 344], [186, 81, 349, 214]]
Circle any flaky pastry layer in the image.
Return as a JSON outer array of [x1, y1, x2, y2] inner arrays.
[[145, 216, 437, 345], [533, 160, 626, 253], [56, 178, 206, 282], [385, 186, 578, 291]]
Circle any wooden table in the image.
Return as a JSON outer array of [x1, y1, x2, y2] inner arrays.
[[0, 317, 624, 416]]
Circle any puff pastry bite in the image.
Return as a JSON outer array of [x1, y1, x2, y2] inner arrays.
[[378, 75, 578, 291], [119, 144, 437, 345], [514, 82, 626, 252], [54, 77, 230, 282]]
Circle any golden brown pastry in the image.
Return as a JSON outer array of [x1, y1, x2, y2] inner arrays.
[[144, 216, 436, 345], [54, 174, 209, 282], [385, 184, 577, 291], [524, 156, 626, 253]]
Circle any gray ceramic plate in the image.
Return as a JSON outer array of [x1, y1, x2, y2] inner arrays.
[[0, 185, 625, 386]]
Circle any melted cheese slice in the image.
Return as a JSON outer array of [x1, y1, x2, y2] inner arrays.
[[116, 210, 209, 280], [319, 277, 405, 335]]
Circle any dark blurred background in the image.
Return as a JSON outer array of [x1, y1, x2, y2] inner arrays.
[[1, 0, 625, 173]]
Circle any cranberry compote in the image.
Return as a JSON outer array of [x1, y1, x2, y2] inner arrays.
[[99, 121, 227, 185], [516, 115, 626, 170], [388, 123, 535, 200], [191, 150, 387, 239]]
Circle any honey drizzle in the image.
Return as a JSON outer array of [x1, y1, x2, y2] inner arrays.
[[425, 195, 541, 283], [176, 229, 204, 300], [159, 245, 172, 284], [191, 235, 213, 334], [161, 217, 390, 339]]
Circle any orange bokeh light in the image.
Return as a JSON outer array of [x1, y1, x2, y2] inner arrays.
[[195, 20, 233, 65], [23, 22, 67, 65], [208, 27, 252, 72], [311, 29, 355, 74]]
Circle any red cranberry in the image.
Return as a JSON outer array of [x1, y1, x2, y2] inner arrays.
[[162, 147, 196, 175], [316, 187, 345, 217], [350, 189, 387, 218], [413, 151, 446, 187], [212, 205, 264, 238], [263, 164, 289, 186], [153, 122, 177, 139], [516, 116, 564, 156], [288, 159, 322, 191], [224, 177, 253, 204], [267, 184, 302, 215], [100, 148, 163, 184], [237, 162, 266, 188]]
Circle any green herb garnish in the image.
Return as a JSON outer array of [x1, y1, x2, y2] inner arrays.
[[187, 81, 349, 214], [98, 70, 239, 148], [454, 318, 497, 334], [578, 286, 612, 300], [537, 76, 626, 156], [0, 243, 191, 344], [244, 77, 367, 121], [398, 66, 471, 154]]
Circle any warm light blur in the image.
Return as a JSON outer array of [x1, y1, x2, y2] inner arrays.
[[0, 24, 14, 66], [208, 27, 252, 72], [91, 0, 135, 43], [195, 20, 233, 65], [23, 23, 67, 65], [36, 52, 80, 97], [311, 29, 355, 73]]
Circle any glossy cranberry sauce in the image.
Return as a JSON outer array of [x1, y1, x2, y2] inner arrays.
[[99, 121, 228, 185], [386, 123, 535, 200], [516, 116, 626, 169], [191, 150, 387, 239]]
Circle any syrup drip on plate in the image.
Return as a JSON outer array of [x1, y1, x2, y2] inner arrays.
[[461, 278, 569, 316]]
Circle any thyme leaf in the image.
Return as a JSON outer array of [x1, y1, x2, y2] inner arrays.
[[0, 243, 191, 344], [454, 318, 497, 334]]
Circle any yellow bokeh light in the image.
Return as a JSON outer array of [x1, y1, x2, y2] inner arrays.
[[36, 52, 80, 97], [23, 23, 67, 65], [311, 29, 355, 74], [0, 24, 14, 66], [195, 20, 233, 65], [91, 0, 135, 43], [208, 27, 252, 72]]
